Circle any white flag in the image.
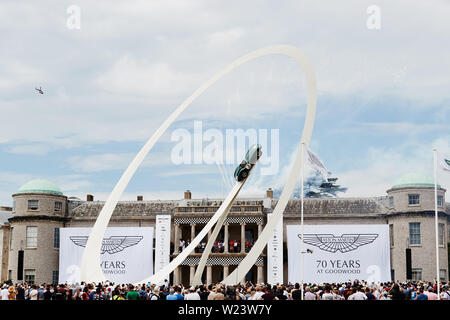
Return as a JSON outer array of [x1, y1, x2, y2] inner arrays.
[[437, 151, 450, 173], [305, 147, 329, 181]]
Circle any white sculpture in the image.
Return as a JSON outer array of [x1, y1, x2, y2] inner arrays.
[[79, 45, 317, 285]]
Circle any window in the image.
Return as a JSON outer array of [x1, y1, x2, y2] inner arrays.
[[54, 228, 60, 248], [411, 268, 422, 281], [409, 222, 421, 245], [27, 200, 39, 210], [440, 269, 447, 281], [52, 271, 59, 284], [54, 201, 62, 211], [24, 269, 36, 285], [13, 200, 16, 211], [437, 195, 443, 207], [389, 224, 394, 247], [408, 194, 420, 205], [26, 226, 38, 248], [389, 196, 394, 208], [438, 223, 445, 246]]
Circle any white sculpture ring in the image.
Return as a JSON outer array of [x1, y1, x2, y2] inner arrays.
[[80, 45, 317, 284]]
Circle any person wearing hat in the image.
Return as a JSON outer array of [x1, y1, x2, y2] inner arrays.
[[8, 286, 16, 300]]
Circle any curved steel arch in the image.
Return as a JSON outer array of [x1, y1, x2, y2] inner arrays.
[[79, 45, 317, 285]]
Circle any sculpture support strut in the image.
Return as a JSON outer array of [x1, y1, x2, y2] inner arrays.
[[79, 45, 317, 286], [192, 190, 233, 285]]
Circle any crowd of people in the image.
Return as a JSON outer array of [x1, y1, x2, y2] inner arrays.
[[180, 239, 254, 253], [0, 280, 449, 300]]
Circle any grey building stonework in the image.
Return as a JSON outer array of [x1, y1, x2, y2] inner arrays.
[[0, 174, 449, 286]]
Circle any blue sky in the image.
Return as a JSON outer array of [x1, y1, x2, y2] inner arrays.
[[0, 0, 449, 205]]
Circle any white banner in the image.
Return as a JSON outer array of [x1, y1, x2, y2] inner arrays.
[[287, 224, 390, 284], [154, 215, 171, 276], [267, 214, 283, 284], [59, 227, 154, 284]]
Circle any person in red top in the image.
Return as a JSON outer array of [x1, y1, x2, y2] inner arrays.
[[229, 240, 234, 252], [81, 287, 90, 300]]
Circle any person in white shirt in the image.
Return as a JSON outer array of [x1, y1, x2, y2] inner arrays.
[[150, 288, 160, 300], [379, 291, 391, 300], [347, 287, 367, 300], [184, 287, 201, 300], [29, 285, 38, 300], [164, 279, 169, 290], [248, 289, 258, 300], [321, 287, 334, 300], [373, 288, 381, 300], [1, 285, 10, 300], [304, 287, 317, 300], [440, 287, 450, 300], [333, 289, 344, 300], [254, 285, 265, 300]]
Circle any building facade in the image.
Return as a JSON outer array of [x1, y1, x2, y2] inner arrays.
[[0, 173, 449, 286]]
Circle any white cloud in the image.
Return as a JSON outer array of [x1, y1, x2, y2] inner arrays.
[[338, 136, 450, 199], [0, 60, 43, 91], [207, 28, 245, 48], [94, 56, 201, 97], [1, 0, 449, 204], [5, 144, 51, 155], [0, 171, 94, 204], [66, 151, 172, 172], [1, 0, 449, 151], [67, 153, 136, 172]]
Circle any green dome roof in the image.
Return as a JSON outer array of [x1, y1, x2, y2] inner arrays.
[[391, 172, 440, 189], [16, 179, 63, 196]]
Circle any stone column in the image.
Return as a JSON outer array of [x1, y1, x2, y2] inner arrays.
[[208, 229, 212, 241], [191, 224, 196, 242], [189, 265, 196, 286], [224, 223, 229, 253], [173, 266, 180, 285], [257, 264, 264, 284], [258, 222, 263, 238], [223, 265, 229, 278], [241, 223, 246, 253], [206, 265, 212, 285], [174, 224, 180, 254]]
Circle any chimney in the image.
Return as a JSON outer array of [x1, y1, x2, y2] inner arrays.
[[266, 188, 273, 198], [137, 195, 143, 201], [184, 190, 192, 200], [87, 194, 94, 202]]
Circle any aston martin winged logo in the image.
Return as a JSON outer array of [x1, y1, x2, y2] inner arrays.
[[70, 236, 143, 254], [298, 233, 378, 253]]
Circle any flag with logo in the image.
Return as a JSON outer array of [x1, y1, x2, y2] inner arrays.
[[305, 147, 329, 181], [437, 151, 450, 173]]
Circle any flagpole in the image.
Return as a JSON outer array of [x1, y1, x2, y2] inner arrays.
[[300, 142, 305, 300], [433, 148, 440, 300]]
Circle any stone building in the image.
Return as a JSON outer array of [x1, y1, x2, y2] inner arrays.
[[0, 173, 448, 286]]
